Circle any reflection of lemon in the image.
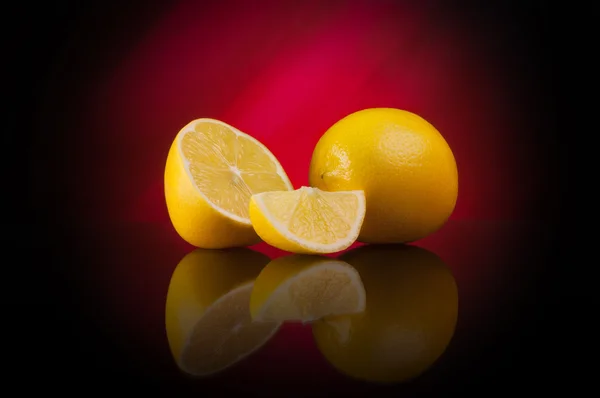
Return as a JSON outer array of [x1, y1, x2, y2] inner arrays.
[[249, 186, 366, 254], [312, 244, 458, 384], [164, 118, 293, 249], [165, 248, 281, 376], [249, 254, 366, 323], [309, 108, 458, 243]]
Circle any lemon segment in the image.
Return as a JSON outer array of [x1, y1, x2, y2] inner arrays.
[[164, 118, 293, 248], [248, 186, 366, 254], [250, 254, 366, 323], [165, 248, 281, 377]]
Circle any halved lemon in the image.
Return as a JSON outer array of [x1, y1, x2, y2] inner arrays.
[[248, 186, 366, 254], [165, 248, 281, 377], [164, 118, 293, 248], [250, 254, 366, 323]]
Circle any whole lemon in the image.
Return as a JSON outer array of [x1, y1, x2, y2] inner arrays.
[[309, 108, 458, 243]]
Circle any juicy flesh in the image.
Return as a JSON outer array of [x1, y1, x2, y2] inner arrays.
[[181, 121, 290, 218], [261, 263, 365, 322], [181, 285, 280, 376], [260, 187, 361, 244]]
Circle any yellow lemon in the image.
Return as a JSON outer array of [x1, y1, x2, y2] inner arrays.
[[312, 244, 458, 384], [249, 254, 366, 323], [309, 108, 458, 243], [164, 118, 293, 248], [248, 186, 366, 254], [165, 247, 281, 377]]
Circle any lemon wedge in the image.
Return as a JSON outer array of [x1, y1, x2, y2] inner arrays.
[[249, 186, 366, 254]]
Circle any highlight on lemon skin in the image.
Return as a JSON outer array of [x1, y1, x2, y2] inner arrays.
[[312, 244, 458, 384], [165, 247, 281, 377], [164, 118, 293, 249], [249, 254, 366, 323], [248, 186, 366, 254]]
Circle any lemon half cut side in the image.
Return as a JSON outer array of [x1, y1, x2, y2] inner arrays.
[[164, 118, 293, 248]]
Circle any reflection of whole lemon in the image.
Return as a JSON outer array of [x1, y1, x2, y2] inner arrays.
[[312, 244, 458, 384], [309, 108, 458, 243], [165, 248, 280, 377]]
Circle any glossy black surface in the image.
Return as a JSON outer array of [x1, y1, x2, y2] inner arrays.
[[35, 220, 561, 395]]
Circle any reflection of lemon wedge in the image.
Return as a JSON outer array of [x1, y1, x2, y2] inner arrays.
[[249, 254, 366, 322], [164, 118, 293, 249], [249, 186, 366, 254], [312, 244, 458, 384], [165, 248, 281, 376]]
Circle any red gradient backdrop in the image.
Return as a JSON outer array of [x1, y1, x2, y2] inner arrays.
[[17, 0, 556, 396], [60, 0, 539, 225], [29, 1, 552, 390]]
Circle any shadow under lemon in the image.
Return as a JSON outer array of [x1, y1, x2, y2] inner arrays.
[[312, 244, 459, 384], [165, 248, 281, 377], [249, 254, 366, 323]]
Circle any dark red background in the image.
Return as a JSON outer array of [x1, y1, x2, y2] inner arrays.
[[28, 0, 555, 226], [10, 0, 574, 395]]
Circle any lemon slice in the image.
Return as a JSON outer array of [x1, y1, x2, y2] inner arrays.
[[248, 186, 366, 254], [164, 118, 293, 248], [250, 254, 366, 323], [165, 248, 281, 376]]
